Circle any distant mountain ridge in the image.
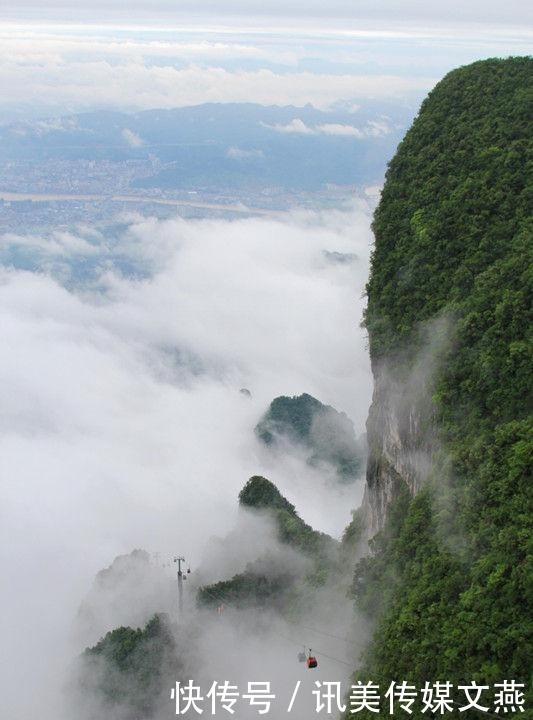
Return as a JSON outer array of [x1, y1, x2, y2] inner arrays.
[[0, 101, 414, 192]]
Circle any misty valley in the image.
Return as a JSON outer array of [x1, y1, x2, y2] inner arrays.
[[2, 191, 376, 718], [0, 12, 531, 720], [71, 395, 372, 718]]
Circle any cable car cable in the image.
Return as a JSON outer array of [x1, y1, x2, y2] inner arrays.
[[200, 585, 357, 646], [199, 586, 355, 668], [197, 587, 509, 712]]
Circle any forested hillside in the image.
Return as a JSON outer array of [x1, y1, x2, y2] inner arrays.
[[78, 615, 180, 718], [256, 394, 363, 481], [197, 476, 337, 611], [350, 57, 532, 716]]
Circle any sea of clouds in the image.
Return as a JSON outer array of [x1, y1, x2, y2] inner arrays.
[[0, 202, 373, 718]]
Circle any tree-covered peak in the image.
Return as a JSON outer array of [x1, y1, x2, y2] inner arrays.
[[239, 475, 297, 515], [80, 614, 180, 718], [255, 393, 363, 480], [256, 393, 324, 444], [365, 55, 532, 361]]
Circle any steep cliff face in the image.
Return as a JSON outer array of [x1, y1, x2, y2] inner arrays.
[[349, 57, 532, 710], [362, 317, 449, 535], [360, 56, 531, 538], [362, 363, 429, 536]]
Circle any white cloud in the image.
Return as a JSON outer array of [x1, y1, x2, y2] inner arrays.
[[262, 118, 316, 134], [1, 21, 528, 121], [0, 58, 433, 113], [316, 123, 366, 137], [121, 127, 144, 147], [365, 118, 392, 136], [226, 146, 264, 159], [0, 204, 373, 717], [0, 25, 434, 118], [364, 184, 383, 199], [33, 116, 79, 134], [1, 229, 99, 257], [263, 117, 392, 138], [0, 30, 300, 67], [318, 119, 391, 137]]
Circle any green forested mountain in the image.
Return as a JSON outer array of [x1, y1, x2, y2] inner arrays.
[[349, 57, 532, 716], [80, 614, 179, 718], [256, 394, 363, 481], [197, 476, 336, 610], [239, 475, 335, 557]]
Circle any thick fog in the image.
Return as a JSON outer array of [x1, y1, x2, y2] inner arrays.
[[0, 202, 373, 718]]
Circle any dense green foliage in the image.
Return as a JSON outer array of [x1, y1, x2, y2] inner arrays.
[[199, 476, 336, 611], [197, 566, 295, 610], [82, 614, 177, 717], [239, 475, 334, 556], [365, 56, 532, 362], [239, 474, 297, 514], [256, 393, 325, 444], [256, 393, 362, 480], [340, 507, 366, 562], [349, 57, 533, 717]]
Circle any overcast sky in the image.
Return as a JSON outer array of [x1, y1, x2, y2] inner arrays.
[[2, 0, 533, 27], [0, 0, 531, 121], [0, 11, 530, 122]]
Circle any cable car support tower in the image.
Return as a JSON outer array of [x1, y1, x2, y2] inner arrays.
[[173, 555, 189, 621]]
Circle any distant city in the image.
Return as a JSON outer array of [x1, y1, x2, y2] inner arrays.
[[0, 101, 410, 232]]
